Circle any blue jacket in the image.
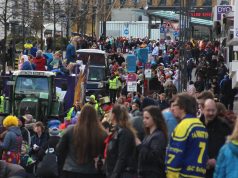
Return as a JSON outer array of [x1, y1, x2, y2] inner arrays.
[[162, 110, 177, 138], [0, 126, 22, 152], [214, 141, 238, 178], [22, 61, 33, 70], [66, 43, 76, 64]]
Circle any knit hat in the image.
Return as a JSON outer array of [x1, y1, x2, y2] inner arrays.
[[89, 95, 96, 104], [48, 119, 61, 129], [49, 127, 60, 137], [3, 115, 19, 128]]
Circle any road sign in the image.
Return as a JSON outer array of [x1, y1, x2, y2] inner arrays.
[[173, 31, 179, 37], [160, 27, 165, 33], [235, 28, 238, 38], [124, 28, 129, 35], [145, 69, 152, 79], [127, 73, 137, 92]]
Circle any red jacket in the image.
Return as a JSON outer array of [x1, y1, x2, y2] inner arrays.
[[33, 57, 46, 71]]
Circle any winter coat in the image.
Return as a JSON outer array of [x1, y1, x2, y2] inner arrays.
[[162, 110, 177, 138], [158, 100, 169, 111], [38, 135, 61, 162], [0, 160, 26, 178], [30, 132, 48, 159], [200, 116, 231, 178], [138, 129, 167, 178], [105, 126, 137, 178], [214, 141, 238, 178], [33, 56, 46, 71], [21, 61, 33, 70], [57, 125, 106, 174], [200, 116, 231, 159], [30, 132, 48, 149], [131, 109, 141, 118], [194, 80, 205, 92], [0, 126, 22, 152]]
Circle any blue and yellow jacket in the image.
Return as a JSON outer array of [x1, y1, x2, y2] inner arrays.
[[166, 115, 208, 178]]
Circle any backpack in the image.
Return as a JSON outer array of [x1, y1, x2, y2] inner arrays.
[[36, 147, 59, 177]]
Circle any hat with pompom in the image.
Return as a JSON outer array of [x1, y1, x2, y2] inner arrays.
[[3, 115, 19, 128]]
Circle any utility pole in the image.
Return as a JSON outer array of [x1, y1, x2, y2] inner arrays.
[[178, 0, 191, 92]]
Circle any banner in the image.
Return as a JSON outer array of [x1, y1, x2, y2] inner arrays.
[[137, 48, 148, 64], [126, 54, 137, 72]]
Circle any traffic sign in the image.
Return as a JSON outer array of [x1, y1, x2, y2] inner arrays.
[[127, 73, 137, 92], [124, 28, 129, 35], [160, 27, 165, 33], [173, 31, 179, 37], [127, 73, 137, 82], [145, 69, 152, 79], [235, 28, 238, 38]]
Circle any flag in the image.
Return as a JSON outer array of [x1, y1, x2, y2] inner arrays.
[[74, 56, 90, 108]]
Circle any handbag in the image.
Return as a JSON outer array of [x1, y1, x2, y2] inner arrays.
[[36, 146, 59, 177]]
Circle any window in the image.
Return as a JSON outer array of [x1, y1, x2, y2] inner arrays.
[[15, 76, 49, 94], [88, 67, 105, 81]]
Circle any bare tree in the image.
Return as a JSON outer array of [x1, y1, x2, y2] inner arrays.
[[0, 0, 14, 73]]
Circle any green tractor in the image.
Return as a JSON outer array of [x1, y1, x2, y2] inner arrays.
[[4, 70, 65, 122]]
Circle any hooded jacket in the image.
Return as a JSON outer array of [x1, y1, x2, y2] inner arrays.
[[214, 141, 238, 178], [0, 126, 22, 152]]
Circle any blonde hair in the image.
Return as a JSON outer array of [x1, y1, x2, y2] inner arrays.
[[228, 118, 238, 141]]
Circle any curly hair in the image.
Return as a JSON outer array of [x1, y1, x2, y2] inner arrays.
[[3, 115, 18, 128]]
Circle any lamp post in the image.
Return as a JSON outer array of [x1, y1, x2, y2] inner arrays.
[[178, 0, 191, 92]]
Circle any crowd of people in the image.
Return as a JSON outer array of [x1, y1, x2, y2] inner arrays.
[[0, 90, 238, 178], [0, 36, 238, 178]]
